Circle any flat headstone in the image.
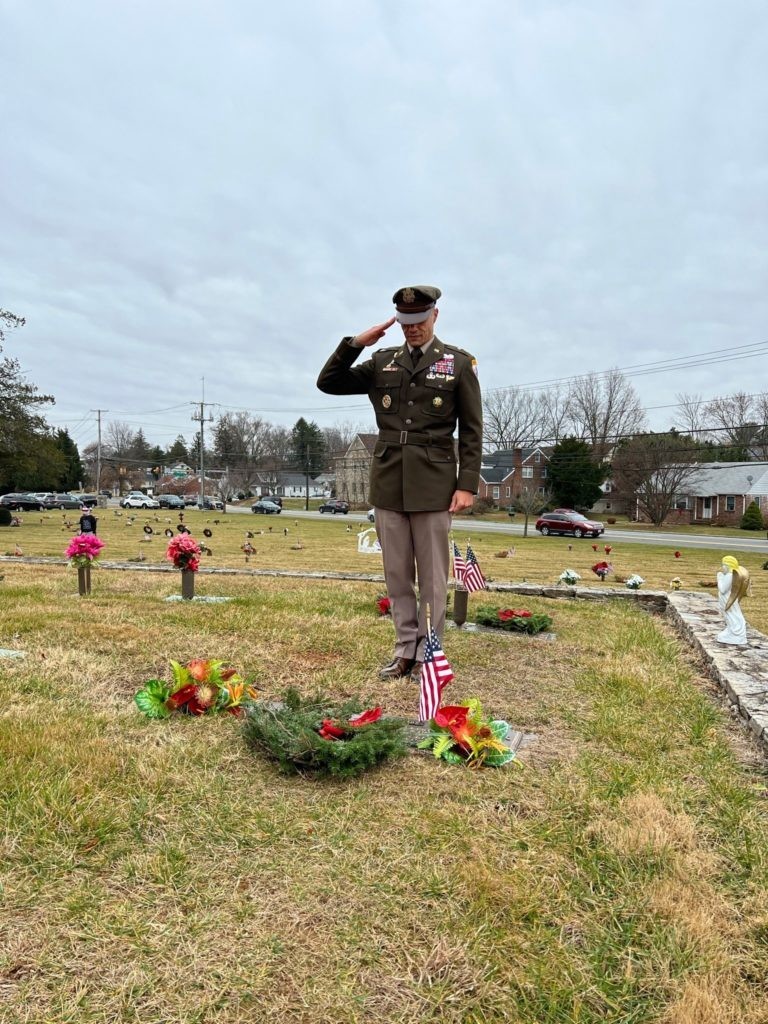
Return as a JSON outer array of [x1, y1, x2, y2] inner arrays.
[[0, 648, 26, 659], [445, 621, 555, 640], [164, 595, 233, 604]]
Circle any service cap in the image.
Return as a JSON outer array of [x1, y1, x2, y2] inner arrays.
[[392, 284, 441, 324]]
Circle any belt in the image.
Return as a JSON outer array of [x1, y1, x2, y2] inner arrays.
[[378, 429, 454, 448]]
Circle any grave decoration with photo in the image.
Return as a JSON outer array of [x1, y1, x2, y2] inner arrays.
[[417, 699, 521, 768]]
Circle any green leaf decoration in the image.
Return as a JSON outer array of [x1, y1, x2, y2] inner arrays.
[[134, 679, 171, 719], [169, 660, 191, 694], [416, 737, 435, 750], [490, 720, 510, 742], [443, 749, 465, 766], [432, 732, 458, 760], [484, 748, 518, 767]]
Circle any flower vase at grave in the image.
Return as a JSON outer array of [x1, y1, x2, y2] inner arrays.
[[181, 569, 195, 600], [453, 587, 468, 628], [77, 565, 92, 596]]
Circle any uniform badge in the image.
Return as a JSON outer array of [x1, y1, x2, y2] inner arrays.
[[382, 394, 392, 409], [471, 358, 479, 377], [432, 396, 443, 408], [402, 288, 416, 303]]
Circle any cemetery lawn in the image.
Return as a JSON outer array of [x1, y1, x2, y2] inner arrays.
[[1, 558, 768, 1024]]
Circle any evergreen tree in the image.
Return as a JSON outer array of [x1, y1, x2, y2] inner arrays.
[[740, 500, 764, 531], [548, 437, 606, 510], [290, 418, 326, 475], [166, 436, 189, 463], [55, 429, 85, 490]]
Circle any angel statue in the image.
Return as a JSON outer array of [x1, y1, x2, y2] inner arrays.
[[716, 555, 751, 646]]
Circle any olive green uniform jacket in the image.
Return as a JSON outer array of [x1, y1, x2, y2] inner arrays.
[[317, 336, 483, 512]]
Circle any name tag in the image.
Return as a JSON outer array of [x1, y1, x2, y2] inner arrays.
[[381, 361, 400, 372]]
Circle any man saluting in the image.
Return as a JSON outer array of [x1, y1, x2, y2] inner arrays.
[[317, 285, 483, 679]]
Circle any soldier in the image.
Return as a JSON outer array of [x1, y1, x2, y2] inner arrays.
[[317, 285, 483, 679]]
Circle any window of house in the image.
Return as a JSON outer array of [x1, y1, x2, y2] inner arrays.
[[674, 497, 689, 510], [726, 495, 735, 512], [493, 486, 500, 499], [605, 502, 611, 510], [505, 486, 511, 497], [603, 482, 612, 493], [522, 467, 533, 478], [541, 467, 547, 479], [534, 453, 541, 463], [538, 486, 547, 494]]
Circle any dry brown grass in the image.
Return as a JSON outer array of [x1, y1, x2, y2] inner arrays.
[[1, 558, 767, 1023]]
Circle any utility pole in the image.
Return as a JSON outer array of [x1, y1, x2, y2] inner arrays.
[[190, 379, 214, 507], [91, 409, 108, 494]]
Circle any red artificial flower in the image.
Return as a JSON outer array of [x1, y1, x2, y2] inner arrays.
[[186, 659, 210, 682], [592, 544, 598, 551], [348, 707, 383, 727], [434, 705, 474, 752], [604, 545, 612, 555], [674, 551, 681, 558], [318, 718, 346, 740], [376, 596, 391, 616], [498, 609, 532, 620]]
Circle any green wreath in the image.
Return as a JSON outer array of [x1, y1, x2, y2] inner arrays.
[[242, 689, 407, 778]]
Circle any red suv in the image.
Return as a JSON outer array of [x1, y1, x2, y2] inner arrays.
[[535, 511, 604, 538]]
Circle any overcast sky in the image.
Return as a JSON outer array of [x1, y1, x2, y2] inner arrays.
[[2, 0, 767, 452]]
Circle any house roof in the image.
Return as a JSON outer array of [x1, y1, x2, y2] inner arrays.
[[480, 466, 515, 485], [682, 462, 768, 496]]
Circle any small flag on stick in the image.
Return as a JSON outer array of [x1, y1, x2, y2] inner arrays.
[[418, 606, 454, 723], [452, 539, 466, 585], [462, 543, 487, 593]]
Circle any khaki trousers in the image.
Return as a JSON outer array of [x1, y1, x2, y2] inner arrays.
[[374, 508, 451, 661]]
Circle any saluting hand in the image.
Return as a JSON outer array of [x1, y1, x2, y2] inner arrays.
[[353, 317, 396, 348]]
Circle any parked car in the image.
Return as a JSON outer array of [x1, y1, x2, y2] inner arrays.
[[367, 508, 375, 522], [0, 492, 48, 511], [198, 497, 224, 510], [77, 494, 98, 508], [183, 495, 198, 506], [535, 511, 604, 538], [318, 499, 350, 514], [157, 494, 185, 509], [44, 493, 83, 510], [258, 495, 283, 507], [99, 489, 113, 497], [121, 492, 160, 509], [251, 499, 282, 514]]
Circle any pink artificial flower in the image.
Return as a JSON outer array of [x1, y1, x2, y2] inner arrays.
[[166, 534, 202, 571], [65, 534, 105, 564]]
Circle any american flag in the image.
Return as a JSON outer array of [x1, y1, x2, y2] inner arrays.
[[452, 540, 466, 585], [419, 624, 454, 722], [462, 543, 487, 593]]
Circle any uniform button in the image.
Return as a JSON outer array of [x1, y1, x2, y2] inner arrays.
[[408, 400, 414, 406], [409, 382, 415, 388], [405, 419, 412, 425]]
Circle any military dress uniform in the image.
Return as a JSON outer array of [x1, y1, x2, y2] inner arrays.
[[317, 285, 483, 676]]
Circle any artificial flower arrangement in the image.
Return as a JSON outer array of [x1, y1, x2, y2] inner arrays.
[[417, 699, 520, 768], [65, 534, 105, 567], [376, 595, 391, 616], [559, 569, 581, 585], [670, 577, 683, 591], [625, 574, 645, 590], [166, 534, 201, 571], [475, 605, 553, 635], [134, 659, 257, 719], [242, 688, 406, 778], [591, 560, 613, 582]]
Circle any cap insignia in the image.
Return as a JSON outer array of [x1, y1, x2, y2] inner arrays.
[[402, 287, 416, 303]]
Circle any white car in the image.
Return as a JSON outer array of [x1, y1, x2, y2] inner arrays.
[[367, 509, 375, 522], [121, 493, 160, 509]]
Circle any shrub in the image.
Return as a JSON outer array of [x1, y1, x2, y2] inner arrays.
[[467, 497, 495, 515], [242, 689, 407, 778], [740, 500, 764, 531], [0, 508, 11, 527]]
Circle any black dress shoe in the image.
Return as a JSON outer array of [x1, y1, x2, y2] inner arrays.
[[379, 656, 416, 680], [410, 662, 423, 681]]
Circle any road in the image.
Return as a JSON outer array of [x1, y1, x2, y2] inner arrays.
[[226, 507, 768, 554]]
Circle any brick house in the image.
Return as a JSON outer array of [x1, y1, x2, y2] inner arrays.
[[639, 462, 768, 526], [334, 433, 378, 505], [479, 447, 551, 506]]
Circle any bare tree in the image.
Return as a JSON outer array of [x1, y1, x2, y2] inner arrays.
[[752, 393, 768, 460], [538, 386, 571, 445], [673, 392, 710, 439], [567, 369, 646, 459], [214, 412, 274, 495], [612, 433, 700, 526], [705, 391, 760, 456], [322, 419, 372, 465], [483, 388, 546, 450], [514, 486, 552, 537]]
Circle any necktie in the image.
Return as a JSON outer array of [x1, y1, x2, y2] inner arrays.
[[410, 347, 422, 367]]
